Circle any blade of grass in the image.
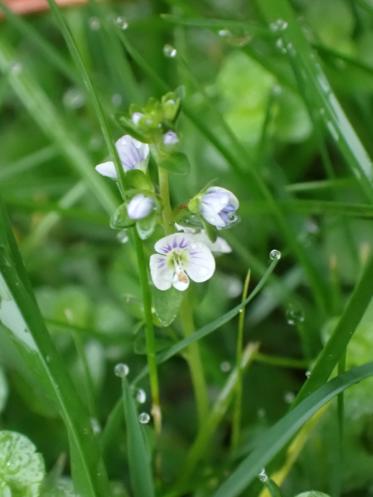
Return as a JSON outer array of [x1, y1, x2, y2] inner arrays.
[[0, 39, 117, 214], [295, 255, 373, 403], [0, 201, 110, 497], [0, 145, 58, 182], [169, 342, 259, 496], [257, 0, 373, 202], [212, 362, 373, 497], [120, 375, 155, 497]]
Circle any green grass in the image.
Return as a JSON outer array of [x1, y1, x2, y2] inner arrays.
[[0, 0, 373, 496]]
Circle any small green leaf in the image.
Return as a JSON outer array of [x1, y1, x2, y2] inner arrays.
[[110, 204, 134, 230], [0, 431, 45, 497], [152, 288, 184, 327], [117, 116, 148, 142], [124, 170, 153, 191], [159, 152, 191, 175], [136, 214, 157, 240]]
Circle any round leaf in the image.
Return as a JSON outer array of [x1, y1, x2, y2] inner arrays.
[[0, 431, 45, 497]]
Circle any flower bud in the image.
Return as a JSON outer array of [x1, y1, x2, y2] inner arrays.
[[200, 186, 239, 229], [163, 130, 179, 146], [127, 194, 155, 221]]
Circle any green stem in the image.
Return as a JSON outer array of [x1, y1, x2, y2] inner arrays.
[[179, 296, 209, 426], [133, 232, 162, 435], [158, 165, 173, 233], [231, 270, 251, 450]]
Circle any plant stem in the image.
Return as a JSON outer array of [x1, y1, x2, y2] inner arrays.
[[231, 270, 251, 450], [158, 166, 173, 233], [179, 296, 209, 426], [133, 231, 162, 435]]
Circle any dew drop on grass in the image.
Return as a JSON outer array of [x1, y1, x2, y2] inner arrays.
[[117, 229, 129, 244], [305, 370, 311, 378], [258, 468, 268, 482], [136, 389, 147, 404], [163, 44, 177, 58], [63, 87, 85, 110], [220, 361, 231, 373], [114, 363, 129, 378], [269, 249, 281, 261], [89, 17, 101, 31], [284, 391, 295, 404], [112, 94, 123, 107], [286, 305, 305, 326], [90, 417, 101, 434], [269, 19, 288, 32], [218, 29, 231, 38], [115, 16, 128, 30], [10, 62, 22, 76], [138, 412, 151, 424]]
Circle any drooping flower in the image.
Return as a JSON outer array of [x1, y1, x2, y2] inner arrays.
[[174, 223, 232, 255], [127, 194, 155, 221], [150, 233, 215, 291], [95, 135, 149, 179], [199, 186, 239, 229]]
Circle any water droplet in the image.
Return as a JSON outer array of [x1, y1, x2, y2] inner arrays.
[[305, 370, 311, 378], [89, 17, 101, 31], [63, 87, 85, 110], [218, 29, 231, 38], [284, 391, 295, 404], [286, 42, 296, 56], [111, 93, 123, 108], [10, 61, 22, 75], [163, 44, 177, 58], [258, 468, 269, 482], [115, 16, 128, 30], [90, 417, 101, 434], [286, 304, 304, 326], [136, 389, 147, 404], [270, 18, 288, 32], [114, 363, 129, 378], [220, 361, 231, 373], [138, 412, 151, 424], [269, 249, 281, 261], [275, 38, 287, 54], [117, 229, 129, 244]]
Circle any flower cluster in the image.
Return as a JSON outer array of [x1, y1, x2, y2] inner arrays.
[[95, 93, 239, 292]]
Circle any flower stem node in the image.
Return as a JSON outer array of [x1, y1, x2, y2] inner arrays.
[[150, 233, 215, 292], [199, 186, 239, 229], [95, 134, 149, 180]]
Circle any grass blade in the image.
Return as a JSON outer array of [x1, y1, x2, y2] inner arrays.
[[0, 201, 109, 497], [212, 362, 373, 497], [120, 376, 155, 497]]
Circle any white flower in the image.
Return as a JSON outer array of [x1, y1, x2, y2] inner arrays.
[[131, 112, 144, 125], [127, 194, 155, 221], [95, 135, 149, 179], [163, 130, 179, 146], [200, 186, 239, 229], [150, 233, 215, 291], [174, 223, 231, 255]]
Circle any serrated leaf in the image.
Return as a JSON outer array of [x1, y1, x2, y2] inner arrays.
[[0, 431, 45, 497], [152, 288, 183, 327]]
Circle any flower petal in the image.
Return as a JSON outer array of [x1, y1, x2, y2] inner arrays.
[[150, 255, 173, 291], [95, 161, 117, 179], [154, 233, 190, 255], [115, 135, 149, 171], [172, 270, 190, 291], [185, 242, 215, 283]]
